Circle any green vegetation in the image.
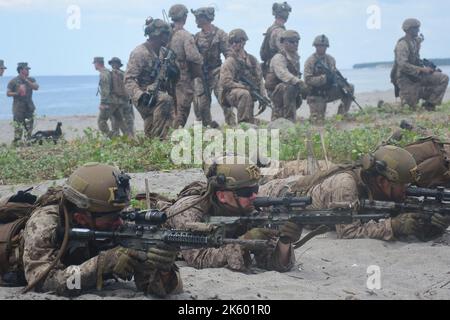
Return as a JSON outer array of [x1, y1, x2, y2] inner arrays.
[[1, 102, 450, 185]]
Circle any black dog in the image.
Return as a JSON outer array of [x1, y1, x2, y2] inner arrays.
[[30, 122, 63, 145]]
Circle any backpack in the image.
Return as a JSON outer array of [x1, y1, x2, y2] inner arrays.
[[260, 25, 285, 63], [110, 70, 128, 98], [0, 188, 62, 286], [0, 191, 37, 285], [404, 137, 450, 188]]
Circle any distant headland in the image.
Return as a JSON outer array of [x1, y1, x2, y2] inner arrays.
[[353, 58, 450, 69]]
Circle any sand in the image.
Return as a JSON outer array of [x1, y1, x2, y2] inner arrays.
[[1, 89, 449, 145], [0, 169, 449, 300]]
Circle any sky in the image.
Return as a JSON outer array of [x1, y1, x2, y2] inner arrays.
[[0, 0, 448, 76]]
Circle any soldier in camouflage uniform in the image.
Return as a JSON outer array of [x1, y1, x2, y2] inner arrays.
[[260, 146, 450, 242], [125, 19, 179, 139], [20, 163, 182, 297], [266, 30, 306, 121], [219, 29, 268, 124], [7, 63, 39, 145], [304, 35, 355, 124], [391, 19, 449, 111], [191, 7, 235, 127], [260, 2, 292, 78], [0, 60, 6, 77], [168, 4, 204, 128], [165, 156, 302, 272], [108, 57, 135, 137], [93, 57, 117, 138]]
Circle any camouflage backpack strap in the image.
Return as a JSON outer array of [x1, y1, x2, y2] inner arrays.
[[36, 187, 64, 207], [293, 164, 358, 195], [176, 181, 208, 200], [281, 51, 300, 77]]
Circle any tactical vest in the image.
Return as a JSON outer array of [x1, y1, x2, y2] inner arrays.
[[404, 137, 450, 188], [0, 188, 62, 286], [260, 24, 285, 63], [391, 36, 422, 86], [195, 27, 221, 70], [265, 52, 300, 92], [110, 70, 128, 98]]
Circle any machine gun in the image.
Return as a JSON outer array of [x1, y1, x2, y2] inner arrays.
[[147, 47, 178, 109], [67, 209, 270, 252], [239, 75, 272, 116], [315, 59, 364, 112]]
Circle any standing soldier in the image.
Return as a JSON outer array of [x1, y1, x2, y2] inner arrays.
[[219, 29, 268, 124], [125, 18, 179, 140], [191, 7, 234, 127], [0, 60, 6, 77], [260, 2, 292, 79], [391, 19, 449, 111], [304, 35, 355, 125], [108, 57, 135, 137], [93, 57, 116, 138], [168, 4, 204, 128], [7, 62, 39, 145], [266, 30, 306, 122]]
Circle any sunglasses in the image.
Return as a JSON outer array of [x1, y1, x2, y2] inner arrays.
[[234, 185, 259, 198], [287, 39, 299, 44], [91, 212, 122, 220]]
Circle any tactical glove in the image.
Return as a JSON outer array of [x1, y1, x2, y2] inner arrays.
[[431, 213, 450, 232], [391, 213, 428, 238], [279, 221, 303, 244], [240, 228, 279, 241], [144, 243, 178, 272], [97, 246, 145, 283]]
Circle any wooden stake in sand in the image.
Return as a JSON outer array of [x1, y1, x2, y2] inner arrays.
[[145, 178, 151, 209], [320, 132, 330, 170]]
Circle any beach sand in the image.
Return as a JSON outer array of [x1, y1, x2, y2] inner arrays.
[[1, 89, 449, 145], [0, 169, 449, 300]]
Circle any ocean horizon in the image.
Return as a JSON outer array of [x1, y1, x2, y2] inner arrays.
[[1, 66, 450, 120]]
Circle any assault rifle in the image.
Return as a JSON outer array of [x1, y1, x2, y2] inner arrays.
[[407, 186, 450, 203], [147, 47, 178, 108], [199, 63, 212, 101], [422, 59, 442, 73], [315, 59, 364, 112], [239, 75, 272, 116], [67, 209, 270, 252]]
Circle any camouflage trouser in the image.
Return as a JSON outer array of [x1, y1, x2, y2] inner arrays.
[[224, 88, 254, 124], [398, 72, 449, 110], [135, 92, 174, 140], [110, 102, 135, 137], [174, 71, 195, 128], [12, 103, 35, 143], [98, 104, 126, 138], [194, 67, 236, 127], [307, 84, 354, 124], [271, 83, 302, 122]]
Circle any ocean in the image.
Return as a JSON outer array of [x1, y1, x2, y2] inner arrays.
[[1, 66, 450, 120]]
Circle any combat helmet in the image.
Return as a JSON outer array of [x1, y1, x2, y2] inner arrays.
[[169, 4, 189, 21], [191, 7, 215, 21], [313, 35, 329, 47], [272, 2, 292, 19], [361, 146, 418, 184], [280, 30, 300, 42], [144, 18, 171, 37], [205, 155, 261, 191], [63, 163, 131, 213], [402, 18, 421, 32], [229, 29, 249, 43]]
